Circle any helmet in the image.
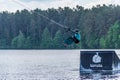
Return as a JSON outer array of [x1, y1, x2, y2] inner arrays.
[[75, 29, 79, 33]]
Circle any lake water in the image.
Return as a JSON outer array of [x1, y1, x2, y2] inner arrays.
[[0, 50, 80, 80], [0, 50, 120, 80]]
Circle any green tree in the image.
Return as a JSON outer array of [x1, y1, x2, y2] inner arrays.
[[53, 30, 64, 49], [40, 28, 53, 49], [105, 21, 120, 48], [24, 36, 31, 48], [0, 39, 8, 48], [11, 31, 26, 48], [99, 36, 106, 48]]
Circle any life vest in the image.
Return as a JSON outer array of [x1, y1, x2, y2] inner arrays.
[[73, 33, 81, 43]]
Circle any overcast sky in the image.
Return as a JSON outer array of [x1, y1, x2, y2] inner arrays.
[[1, 0, 120, 12]]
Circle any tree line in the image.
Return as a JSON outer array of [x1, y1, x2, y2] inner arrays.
[[0, 4, 120, 49]]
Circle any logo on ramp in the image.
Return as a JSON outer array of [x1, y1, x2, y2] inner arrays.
[[92, 52, 101, 63], [90, 52, 103, 68]]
